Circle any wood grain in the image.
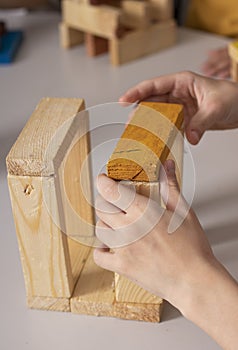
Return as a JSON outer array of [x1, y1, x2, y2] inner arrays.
[[6, 97, 85, 176], [107, 101, 183, 181], [7, 97, 93, 310]]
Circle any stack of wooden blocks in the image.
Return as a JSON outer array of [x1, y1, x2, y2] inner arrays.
[[59, 0, 176, 65], [228, 41, 238, 82], [6, 97, 183, 322]]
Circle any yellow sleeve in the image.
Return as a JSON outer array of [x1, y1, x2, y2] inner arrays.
[[186, 0, 238, 38]]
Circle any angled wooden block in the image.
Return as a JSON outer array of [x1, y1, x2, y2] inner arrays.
[[62, 1, 123, 39], [121, 0, 152, 29], [109, 19, 176, 66], [107, 101, 183, 181], [59, 22, 84, 49], [7, 97, 94, 309]]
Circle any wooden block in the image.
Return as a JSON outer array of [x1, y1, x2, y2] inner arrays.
[[109, 19, 176, 66], [228, 41, 238, 82], [71, 250, 163, 322], [231, 59, 238, 82], [85, 33, 108, 57], [114, 300, 163, 322], [59, 22, 84, 49], [70, 250, 116, 317], [121, 0, 152, 29], [148, 0, 173, 21], [228, 41, 238, 62], [107, 101, 183, 181], [27, 295, 70, 312], [62, 1, 123, 39], [6, 97, 85, 176], [7, 98, 94, 308]]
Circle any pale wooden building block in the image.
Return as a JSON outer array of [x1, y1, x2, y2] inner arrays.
[[149, 0, 173, 21], [109, 19, 176, 66], [59, 22, 84, 48], [228, 41, 238, 82], [62, 0, 122, 39], [121, 0, 152, 29], [6, 97, 94, 309]]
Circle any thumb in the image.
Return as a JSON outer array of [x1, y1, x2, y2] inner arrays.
[[159, 159, 181, 212], [185, 109, 214, 145]]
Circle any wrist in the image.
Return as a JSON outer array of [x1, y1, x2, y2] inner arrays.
[[172, 259, 238, 348]]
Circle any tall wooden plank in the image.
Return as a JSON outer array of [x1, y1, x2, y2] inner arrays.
[[7, 98, 93, 308]]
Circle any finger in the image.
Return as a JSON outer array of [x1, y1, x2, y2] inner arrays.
[[185, 105, 216, 145], [159, 160, 179, 211], [95, 219, 116, 247], [95, 221, 110, 251], [96, 174, 136, 211], [159, 159, 187, 214], [95, 196, 128, 229], [119, 74, 177, 103], [95, 195, 122, 215], [93, 248, 118, 272]]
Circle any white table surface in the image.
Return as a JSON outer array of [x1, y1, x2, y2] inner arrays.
[[1, 10, 238, 350]]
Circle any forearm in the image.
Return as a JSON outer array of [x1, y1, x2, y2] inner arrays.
[[179, 261, 238, 350]]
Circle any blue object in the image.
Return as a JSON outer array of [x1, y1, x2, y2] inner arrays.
[[0, 30, 23, 64]]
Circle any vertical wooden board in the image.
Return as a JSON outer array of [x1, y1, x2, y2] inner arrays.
[[70, 251, 116, 317], [59, 22, 84, 49], [54, 109, 96, 247], [85, 33, 109, 57], [109, 20, 176, 66], [8, 175, 74, 298], [6, 97, 93, 306]]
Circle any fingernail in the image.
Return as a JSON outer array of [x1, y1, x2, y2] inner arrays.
[[164, 159, 175, 174], [190, 130, 200, 144]]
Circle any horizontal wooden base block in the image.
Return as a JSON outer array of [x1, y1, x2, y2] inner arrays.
[[70, 250, 163, 322], [27, 295, 70, 312]]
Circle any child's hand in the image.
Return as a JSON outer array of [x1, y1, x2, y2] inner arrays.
[[201, 46, 231, 79], [119, 71, 238, 145], [94, 160, 218, 311]]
